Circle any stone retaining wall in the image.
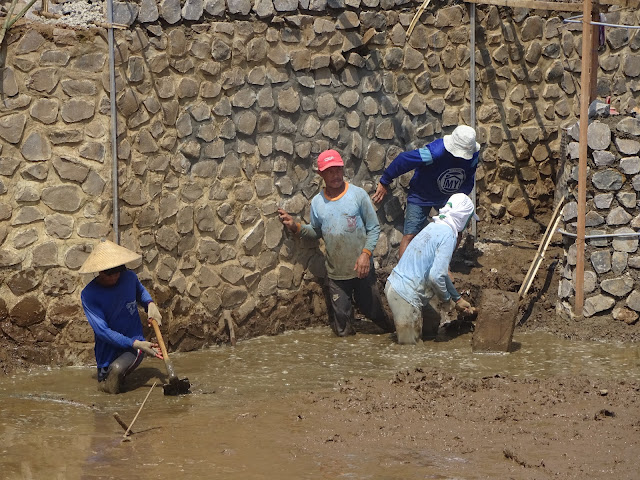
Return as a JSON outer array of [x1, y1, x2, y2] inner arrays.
[[1, 1, 640, 366], [558, 115, 640, 323]]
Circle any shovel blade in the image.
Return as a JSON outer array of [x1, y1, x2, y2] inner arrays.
[[163, 377, 191, 396], [472, 289, 519, 353]]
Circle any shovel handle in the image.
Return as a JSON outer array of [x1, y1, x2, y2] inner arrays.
[[149, 317, 170, 360]]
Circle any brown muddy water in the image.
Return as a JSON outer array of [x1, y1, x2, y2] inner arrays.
[[1, 326, 639, 480]]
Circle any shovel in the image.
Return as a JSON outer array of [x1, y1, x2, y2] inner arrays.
[[473, 198, 565, 352], [149, 318, 191, 396]]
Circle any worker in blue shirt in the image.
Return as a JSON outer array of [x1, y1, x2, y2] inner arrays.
[[80, 239, 163, 394], [372, 125, 480, 258], [385, 193, 477, 344], [278, 149, 394, 337]]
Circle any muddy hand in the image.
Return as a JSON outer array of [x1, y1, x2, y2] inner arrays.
[[371, 183, 388, 204], [455, 298, 472, 313], [133, 340, 163, 359], [277, 208, 298, 234], [353, 253, 371, 279]]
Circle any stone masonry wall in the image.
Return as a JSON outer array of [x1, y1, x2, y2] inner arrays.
[[1, 0, 640, 366], [558, 116, 640, 324]]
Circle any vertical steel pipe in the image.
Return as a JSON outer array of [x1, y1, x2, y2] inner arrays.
[[106, 0, 120, 244], [470, 3, 477, 237]]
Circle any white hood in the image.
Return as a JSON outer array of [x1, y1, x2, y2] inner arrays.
[[432, 193, 479, 235]]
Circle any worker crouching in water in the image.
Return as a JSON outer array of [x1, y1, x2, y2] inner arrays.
[[79, 239, 163, 394], [385, 193, 477, 344]]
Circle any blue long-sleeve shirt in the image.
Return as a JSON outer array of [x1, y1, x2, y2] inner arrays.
[[300, 183, 380, 280], [81, 270, 153, 368], [386, 222, 461, 308], [379, 138, 479, 208]]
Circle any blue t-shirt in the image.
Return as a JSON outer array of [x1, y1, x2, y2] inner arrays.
[[380, 138, 479, 207], [386, 222, 461, 308], [300, 183, 380, 280], [81, 270, 153, 368]]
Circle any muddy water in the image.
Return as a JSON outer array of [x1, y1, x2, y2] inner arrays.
[[1, 327, 639, 480]]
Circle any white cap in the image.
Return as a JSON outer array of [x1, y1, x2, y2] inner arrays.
[[443, 125, 481, 160]]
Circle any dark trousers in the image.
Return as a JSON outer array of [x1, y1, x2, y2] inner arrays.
[[97, 350, 143, 382], [327, 268, 394, 337]]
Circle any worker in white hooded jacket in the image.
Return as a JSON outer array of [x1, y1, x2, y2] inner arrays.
[[385, 193, 477, 344]]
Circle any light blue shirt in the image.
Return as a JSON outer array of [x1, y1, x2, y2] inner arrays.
[[300, 183, 380, 280], [386, 222, 461, 308]]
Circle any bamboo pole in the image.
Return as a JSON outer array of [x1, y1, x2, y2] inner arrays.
[[406, 0, 432, 40], [518, 199, 565, 298], [122, 381, 157, 441], [5, 0, 39, 31], [0, 0, 19, 47], [575, 0, 594, 316]]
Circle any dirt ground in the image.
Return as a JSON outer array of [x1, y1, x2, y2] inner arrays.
[[287, 369, 639, 479], [2, 217, 639, 479], [281, 217, 639, 479]]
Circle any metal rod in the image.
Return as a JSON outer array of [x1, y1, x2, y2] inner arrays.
[[470, 2, 477, 239], [558, 229, 640, 239], [106, 0, 120, 244], [465, 0, 583, 12], [564, 16, 640, 29], [574, 0, 594, 317], [590, 11, 598, 102]]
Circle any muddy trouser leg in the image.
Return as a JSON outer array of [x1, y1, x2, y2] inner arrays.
[[98, 350, 144, 394], [327, 278, 357, 337], [385, 281, 422, 344], [354, 267, 394, 333]]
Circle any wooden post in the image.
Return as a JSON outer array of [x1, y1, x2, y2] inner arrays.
[[575, 0, 594, 316]]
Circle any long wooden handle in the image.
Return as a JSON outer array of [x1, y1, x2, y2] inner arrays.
[[149, 317, 177, 380], [149, 317, 169, 360], [518, 198, 564, 298]]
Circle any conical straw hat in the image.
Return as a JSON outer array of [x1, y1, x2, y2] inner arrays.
[[78, 239, 141, 274]]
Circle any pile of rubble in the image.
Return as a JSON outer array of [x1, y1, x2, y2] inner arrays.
[[2, 0, 106, 29]]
